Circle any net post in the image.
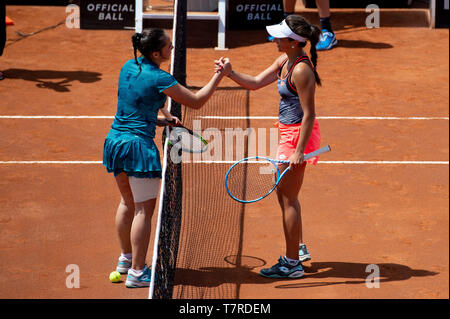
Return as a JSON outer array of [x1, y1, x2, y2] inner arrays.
[[215, 0, 227, 50], [429, 0, 436, 28], [135, 0, 143, 33]]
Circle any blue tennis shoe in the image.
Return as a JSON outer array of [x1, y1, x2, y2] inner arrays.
[[316, 29, 337, 51], [260, 256, 305, 279]]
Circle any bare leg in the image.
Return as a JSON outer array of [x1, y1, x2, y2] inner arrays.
[[316, 0, 336, 43], [114, 173, 135, 255], [283, 0, 296, 13], [315, 0, 331, 18], [131, 198, 156, 270], [114, 173, 157, 271], [276, 163, 306, 260]]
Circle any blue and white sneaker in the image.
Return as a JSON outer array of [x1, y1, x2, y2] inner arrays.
[[298, 244, 311, 262], [125, 265, 151, 288], [316, 29, 337, 51], [116, 255, 132, 274], [259, 256, 304, 279]]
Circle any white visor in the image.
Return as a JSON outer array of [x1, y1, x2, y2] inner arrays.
[[266, 20, 306, 43]]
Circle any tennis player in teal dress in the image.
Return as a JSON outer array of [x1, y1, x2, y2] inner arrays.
[[103, 55, 177, 180], [103, 28, 231, 288]]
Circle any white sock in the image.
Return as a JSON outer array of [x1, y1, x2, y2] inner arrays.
[[128, 268, 143, 277], [121, 253, 132, 260], [284, 256, 300, 266]]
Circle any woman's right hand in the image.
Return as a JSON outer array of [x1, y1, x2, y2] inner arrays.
[[215, 57, 232, 76]]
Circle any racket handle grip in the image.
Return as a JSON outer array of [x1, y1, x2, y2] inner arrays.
[[167, 118, 183, 127], [156, 118, 171, 127], [276, 145, 331, 164], [304, 145, 331, 160]]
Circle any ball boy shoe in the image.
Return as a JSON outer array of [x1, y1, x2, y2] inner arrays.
[[260, 256, 304, 279], [316, 29, 337, 51]]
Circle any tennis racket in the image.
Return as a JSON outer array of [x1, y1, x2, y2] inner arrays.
[[157, 118, 208, 153], [225, 145, 331, 203]]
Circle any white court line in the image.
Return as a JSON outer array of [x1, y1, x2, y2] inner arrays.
[[199, 116, 450, 120], [315, 161, 449, 165], [0, 116, 447, 165], [0, 115, 448, 120], [191, 161, 449, 165], [0, 161, 448, 165], [0, 116, 114, 119], [0, 161, 103, 164]]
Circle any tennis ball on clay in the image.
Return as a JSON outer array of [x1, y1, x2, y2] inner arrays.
[[109, 271, 122, 283]]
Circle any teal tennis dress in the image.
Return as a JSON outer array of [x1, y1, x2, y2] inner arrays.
[[103, 56, 178, 178]]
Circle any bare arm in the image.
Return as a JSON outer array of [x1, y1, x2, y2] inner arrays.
[[289, 64, 317, 167], [160, 105, 173, 121], [162, 71, 226, 109], [221, 55, 285, 90], [158, 105, 182, 126]]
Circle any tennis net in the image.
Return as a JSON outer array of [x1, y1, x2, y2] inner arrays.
[[174, 87, 250, 299], [149, 0, 186, 299], [149, 0, 252, 299]]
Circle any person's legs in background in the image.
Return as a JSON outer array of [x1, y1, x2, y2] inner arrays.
[[315, 0, 338, 50], [282, 0, 337, 50], [283, 0, 297, 18]]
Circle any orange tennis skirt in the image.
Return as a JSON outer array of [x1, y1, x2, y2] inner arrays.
[[275, 119, 321, 165]]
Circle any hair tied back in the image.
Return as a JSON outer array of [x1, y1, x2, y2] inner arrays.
[[133, 32, 143, 47], [132, 32, 144, 72]]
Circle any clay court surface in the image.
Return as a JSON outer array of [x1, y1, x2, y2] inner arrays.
[[0, 5, 448, 299]]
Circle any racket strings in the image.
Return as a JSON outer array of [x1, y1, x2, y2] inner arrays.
[[226, 160, 278, 202]]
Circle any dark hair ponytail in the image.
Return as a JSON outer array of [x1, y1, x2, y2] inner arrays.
[[132, 32, 143, 71], [308, 24, 322, 86], [131, 28, 167, 72], [286, 15, 322, 86]]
